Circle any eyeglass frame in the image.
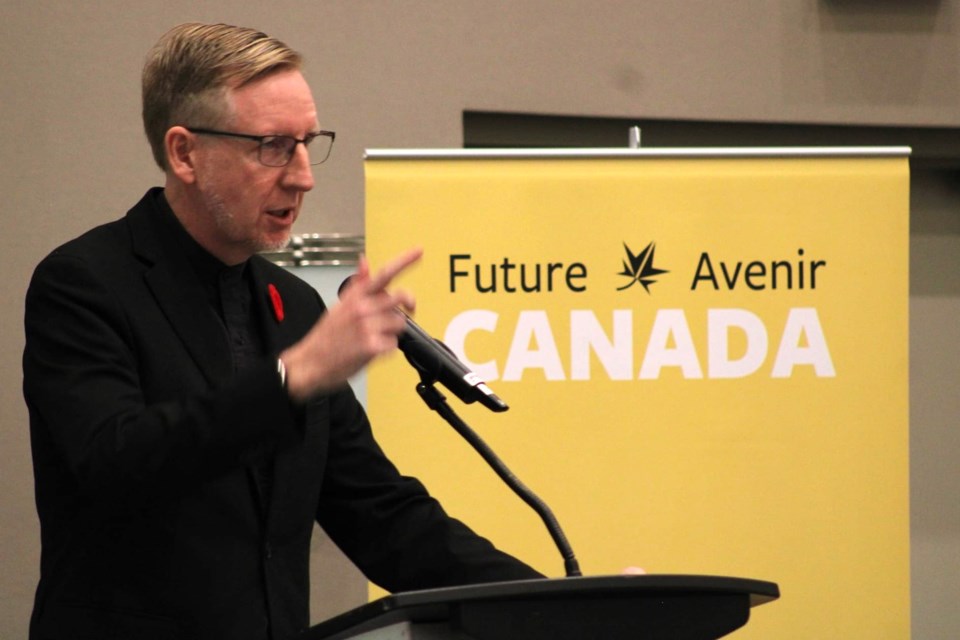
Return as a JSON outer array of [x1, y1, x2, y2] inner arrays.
[[185, 127, 336, 167]]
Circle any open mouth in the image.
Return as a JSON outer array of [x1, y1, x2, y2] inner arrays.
[[266, 208, 294, 220]]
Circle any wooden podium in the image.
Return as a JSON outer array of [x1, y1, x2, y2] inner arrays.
[[304, 575, 779, 640]]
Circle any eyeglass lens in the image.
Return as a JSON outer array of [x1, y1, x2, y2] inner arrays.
[[259, 134, 333, 167]]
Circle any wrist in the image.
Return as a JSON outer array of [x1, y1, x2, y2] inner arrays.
[[278, 348, 318, 404]]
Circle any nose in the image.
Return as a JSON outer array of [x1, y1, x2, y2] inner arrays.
[[282, 143, 315, 192]]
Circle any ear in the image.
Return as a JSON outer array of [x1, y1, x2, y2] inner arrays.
[[165, 126, 198, 185]]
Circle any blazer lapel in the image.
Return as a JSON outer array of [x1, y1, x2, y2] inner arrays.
[[250, 263, 282, 358], [248, 258, 303, 357], [247, 259, 310, 525], [128, 191, 233, 388], [127, 192, 286, 523]]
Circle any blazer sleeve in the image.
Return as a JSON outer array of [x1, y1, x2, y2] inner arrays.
[[23, 250, 300, 510]]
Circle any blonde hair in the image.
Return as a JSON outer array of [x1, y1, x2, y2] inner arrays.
[[142, 23, 303, 170]]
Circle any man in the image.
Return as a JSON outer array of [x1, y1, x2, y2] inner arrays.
[[23, 23, 541, 640]]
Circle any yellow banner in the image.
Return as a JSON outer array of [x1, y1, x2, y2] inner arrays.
[[365, 150, 910, 639]]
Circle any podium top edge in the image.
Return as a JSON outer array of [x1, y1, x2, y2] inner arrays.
[[379, 574, 780, 608], [305, 575, 780, 640], [364, 146, 912, 160]]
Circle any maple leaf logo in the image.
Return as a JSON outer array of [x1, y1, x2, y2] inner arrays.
[[617, 241, 668, 293]]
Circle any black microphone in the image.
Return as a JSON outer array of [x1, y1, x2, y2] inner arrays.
[[339, 278, 508, 412]]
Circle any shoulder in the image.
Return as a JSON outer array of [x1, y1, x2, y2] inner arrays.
[[26, 191, 167, 317], [30, 218, 134, 291], [32, 189, 160, 278]]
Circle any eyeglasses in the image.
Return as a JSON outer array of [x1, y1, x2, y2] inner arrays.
[[186, 127, 336, 167]]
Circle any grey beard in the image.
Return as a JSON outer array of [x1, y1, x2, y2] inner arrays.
[[205, 192, 292, 255]]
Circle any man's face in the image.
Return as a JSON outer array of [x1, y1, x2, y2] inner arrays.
[[192, 69, 318, 265]]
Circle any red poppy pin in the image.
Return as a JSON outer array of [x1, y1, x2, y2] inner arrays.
[[268, 284, 284, 323]]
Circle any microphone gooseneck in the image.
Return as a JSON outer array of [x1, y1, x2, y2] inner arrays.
[[415, 383, 582, 578], [337, 275, 581, 576]]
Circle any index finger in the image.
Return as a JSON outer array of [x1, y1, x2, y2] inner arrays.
[[366, 247, 423, 293]]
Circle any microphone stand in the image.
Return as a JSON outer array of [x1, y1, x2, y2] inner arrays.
[[414, 381, 582, 578]]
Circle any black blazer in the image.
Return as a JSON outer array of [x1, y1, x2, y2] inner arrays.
[[23, 189, 540, 640]]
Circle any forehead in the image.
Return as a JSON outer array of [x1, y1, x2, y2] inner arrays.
[[226, 68, 319, 132]]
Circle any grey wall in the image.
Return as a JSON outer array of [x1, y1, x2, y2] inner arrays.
[[2, 1, 957, 638], [909, 170, 960, 640]]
